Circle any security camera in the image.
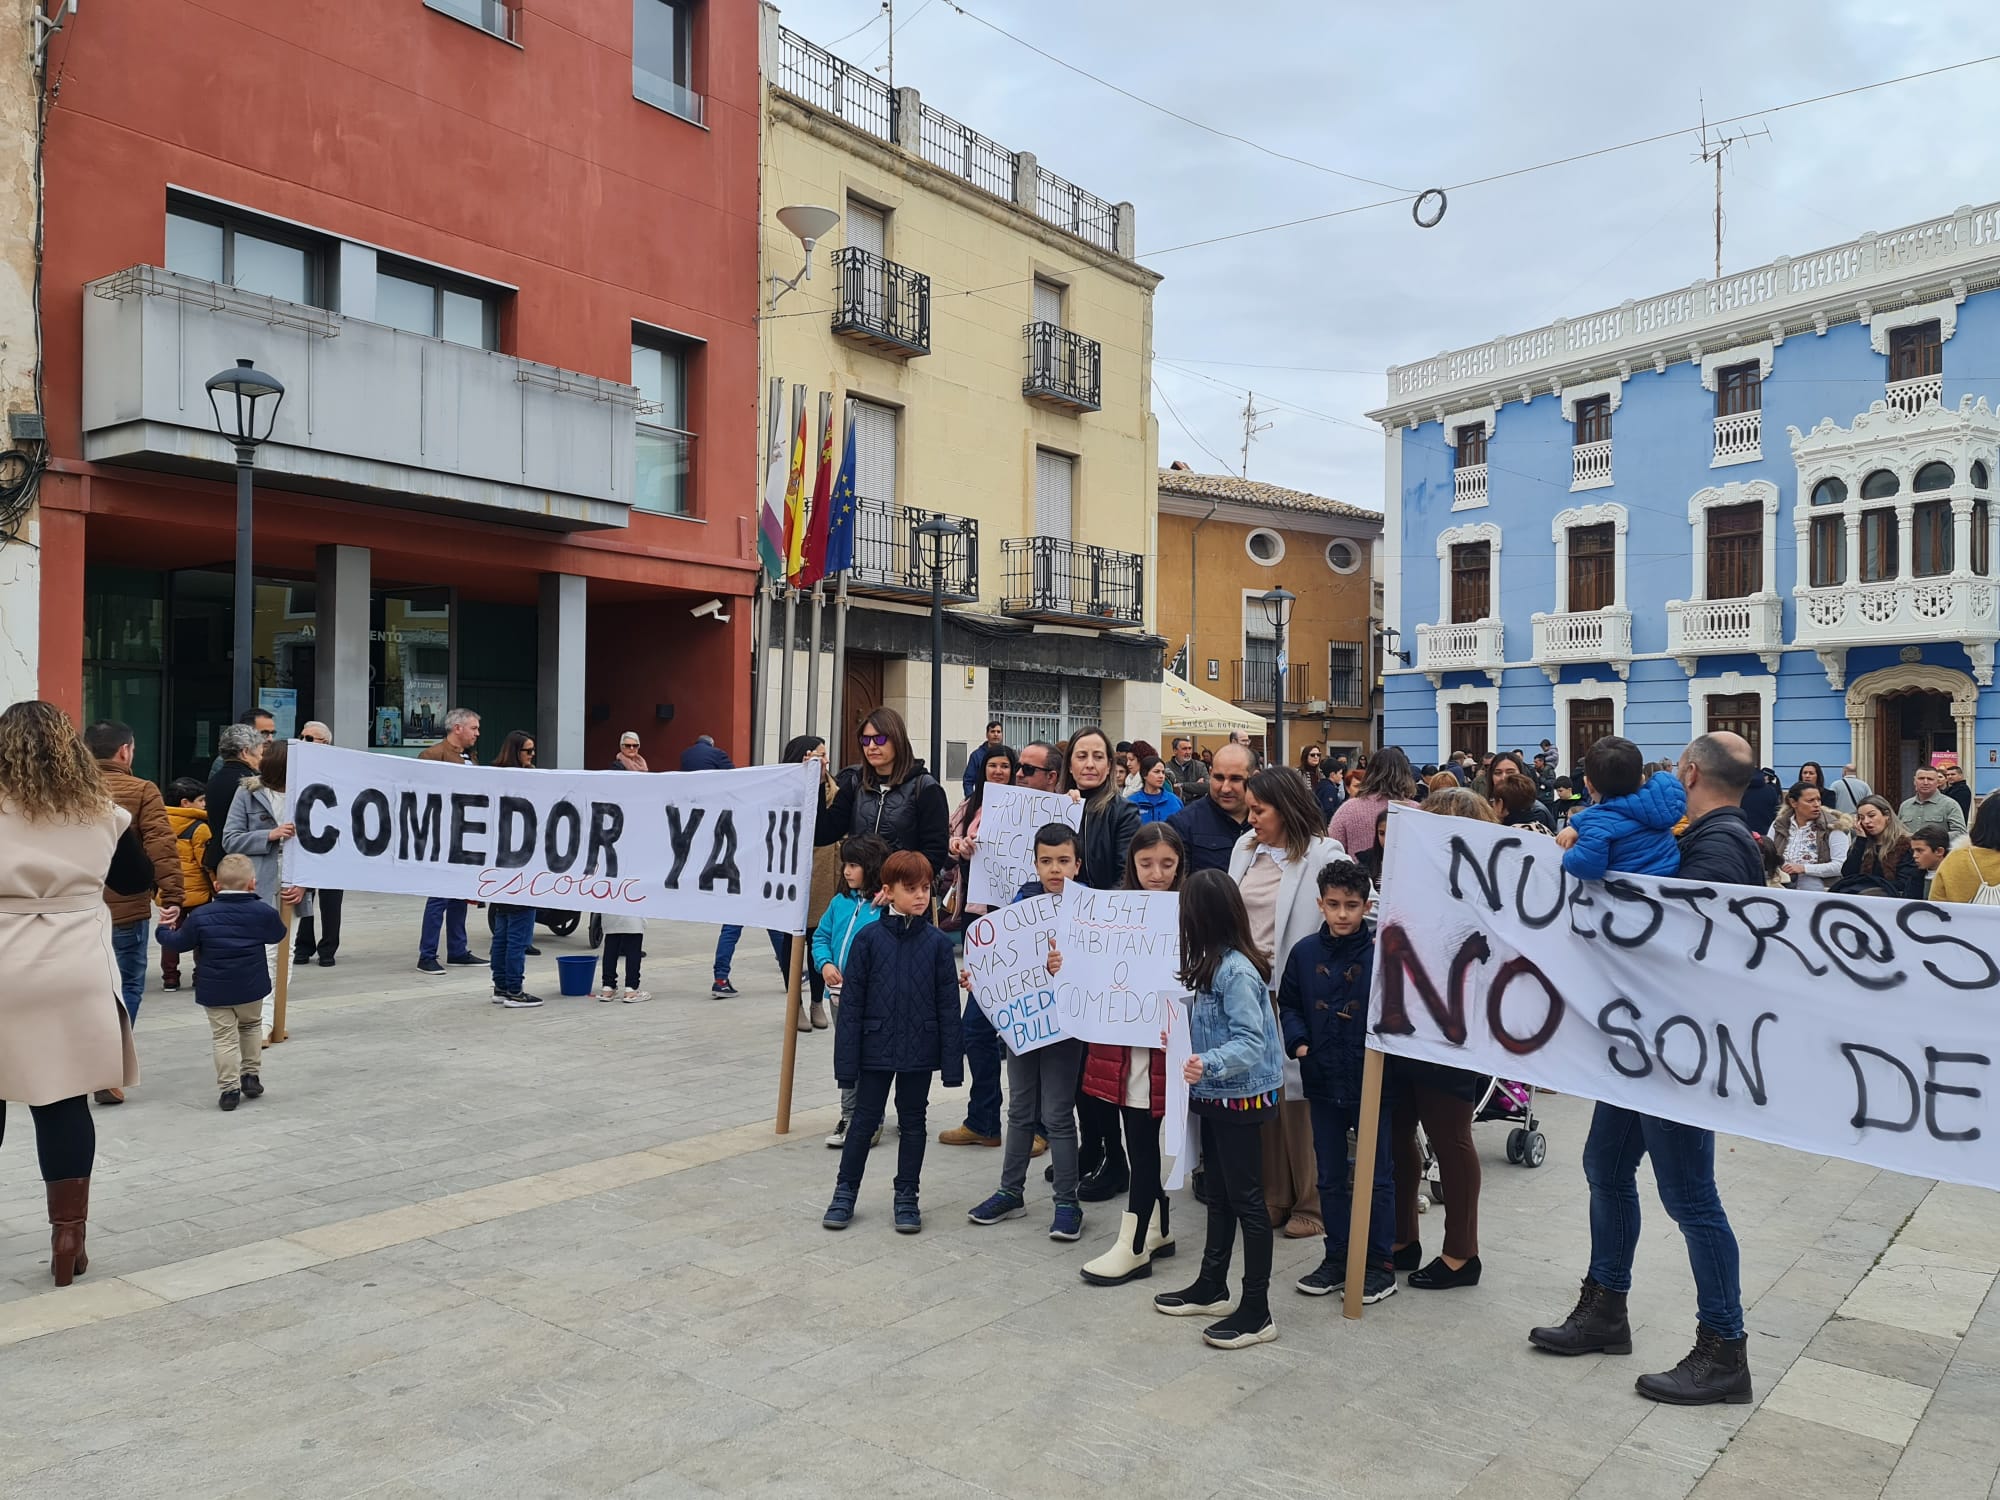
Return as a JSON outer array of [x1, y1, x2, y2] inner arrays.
[[690, 598, 730, 624]]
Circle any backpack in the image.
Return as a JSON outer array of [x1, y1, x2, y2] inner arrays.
[[1973, 868, 2000, 906]]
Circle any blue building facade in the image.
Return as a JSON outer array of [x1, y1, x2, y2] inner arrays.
[[1371, 201, 2000, 801]]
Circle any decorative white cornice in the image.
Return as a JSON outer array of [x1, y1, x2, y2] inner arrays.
[[1440, 404, 1498, 444], [1686, 478, 1780, 523], [1436, 520, 1501, 557], [1699, 340, 1776, 392], [1558, 377, 1625, 423], [1551, 502, 1629, 541], [1868, 294, 1963, 355], [1788, 394, 2000, 461]]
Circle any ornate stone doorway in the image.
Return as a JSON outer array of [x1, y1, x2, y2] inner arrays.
[[1845, 663, 1978, 803]]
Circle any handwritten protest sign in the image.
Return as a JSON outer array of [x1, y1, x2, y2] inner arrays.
[[967, 785, 1080, 909], [283, 743, 819, 931], [963, 893, 1065, 1054], [1370, 804, 2000, 1192], [1162, 997, 1195, 1190], [1053, 884, 1187, 1047]]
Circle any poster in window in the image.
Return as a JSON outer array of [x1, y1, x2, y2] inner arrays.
[[373, 706, 403, 747], [402, 677, 446, 745], [258, 688, 298, 740]]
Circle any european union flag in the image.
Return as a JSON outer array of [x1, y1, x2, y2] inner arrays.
[[823, 419, 859, 578]]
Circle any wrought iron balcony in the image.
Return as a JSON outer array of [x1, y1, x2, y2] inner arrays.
[[1416, 619, 1505, 686], [999, 536, 1141, 627], [1665, 593, 1783, 672], [1531, 607, 1634, 682], [1230, 659, 1312, 712], [844, 498, 978, 603], [830, 248, 931, 359], [1023, 322, 1101, 412]]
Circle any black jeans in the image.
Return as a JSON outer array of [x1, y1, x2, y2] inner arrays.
[[296, 888, 343, 959], [839, 1069, 931, 1197], [0, 1095, 96, 1181], [771, 932, 827, 1006], [602, 934, 643, 989], [1078, 1091, 1126, 1179], [1121, 1104, 1165, 1236], [1198, 1112, 1272, 1310]]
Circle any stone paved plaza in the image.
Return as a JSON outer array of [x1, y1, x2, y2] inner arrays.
[[2, 895, 1997, 1499]]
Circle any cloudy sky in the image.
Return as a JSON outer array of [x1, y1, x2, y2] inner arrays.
[[773, 0, 2000, 507]]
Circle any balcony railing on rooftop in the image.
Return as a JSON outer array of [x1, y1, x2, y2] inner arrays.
[[1034, 167, 1119, 253], [1000, 536, 1143, 627], [916, 102, 1016, 199], [1230, 659, 1312, 712], [831, 248, 931, 358], [1023, 322, 1101, 412], [846, 498, 978, 603], [774, 25, 896, 142]]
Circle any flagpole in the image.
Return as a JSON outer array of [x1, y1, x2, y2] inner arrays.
[[777, 383, 806, 755], [750, 376, 783, 765], [802, 391, 832, 743], [829, 570, 850, 767]]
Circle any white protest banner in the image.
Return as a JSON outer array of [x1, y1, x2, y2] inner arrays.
[[1162, 997, 1195, 1190], [1369, 804, 2000, 1191], [1053, 884, 1187, 1046], [967, 785, 1081, 909], [962, 892, 1065, 1054], [282, 743, 819, 932]]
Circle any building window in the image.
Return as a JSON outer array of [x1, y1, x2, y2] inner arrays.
[[1706, 692, 1763, 764], [1973, 461, 1990, 489], [165, 204, 325, 306], [1715, 362, 1761, 416], [1914, 462, 1954, 493], [1913, 501, 1953, 578], [1325, 538, 1361, 574], [1455, 422, 1487, 467], [1033, 277, 1065, 329], [1568, 697, 1614, 773], [631, 335, 693, 516], [1704, 501, 1763, 600], [1245, 528, 1284, 565], [1034, 448, 1074, 541], [1810, 515, 1847, 587], [1450, 540, 1491, 623], [375, 262, 499, 349], [1861, 469, 1900, 501], [423, 0, 518, 42], [634, 0, 703, 124], [1448, 702, 1489, 760], [991, 669, 1099, 749], [1567, 523, 1616, 611], [1574, 396, 1612, 446], [1976, 499, 1992, 577], [1327, 642, 1364, 709], [1889, 320, 1942, 382], [1860, 507, 1898, 583]]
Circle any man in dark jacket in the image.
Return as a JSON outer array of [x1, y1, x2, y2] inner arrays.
[[156, 852, 286, 1111], [86, 721, 183, 1058], [961, 721, 1006, 797], [1164, 736, 1209, 802], [679, 733, 733, 773], [1167, 742, 1253, 874], [1531, 731, 1757, 1407]]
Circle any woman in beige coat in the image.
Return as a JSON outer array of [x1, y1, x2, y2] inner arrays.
[[0, 701, 147, 1287]]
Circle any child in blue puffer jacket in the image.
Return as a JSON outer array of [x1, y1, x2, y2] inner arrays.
[[156, 853, 286, 1112], [1559, 736, 1685, 881], [812, 833, 889, 1150]]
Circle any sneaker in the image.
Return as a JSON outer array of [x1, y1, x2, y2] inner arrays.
[[1359, 1268, 1398, 1305], [967, 1190, 1026, 1225], [893, 1195, 922, 1234], [622, 989, 651, 1003], [711, 978, 739, 998], [417, 957, 446, 976], [596, 987, 618, 1002], [239, 1073, 264, 1100], [501, 991, 545, 1009], [1049, 1201, 1084, 1242], [491, 988, 511, 1005], [1153, 1280, 1235, 1317], [162, 976, 180, 991], [1295, 1260, 1344, 1297], [826, 1118, 850, 1149], [448, 953, 486, 966], [822, 1184, 857, 1230], [1202, 1308, 1278, 1350], [938, 1125, 1002, 1147], [218, 1089, 241, 1112]]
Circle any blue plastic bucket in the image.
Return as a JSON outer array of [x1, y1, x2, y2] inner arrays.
[[555, 953, 598, 997]]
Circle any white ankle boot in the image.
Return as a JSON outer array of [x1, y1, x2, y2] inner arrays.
[[1080, 1211, 1154, 1286], [1144, 1202, 1175, 1260]]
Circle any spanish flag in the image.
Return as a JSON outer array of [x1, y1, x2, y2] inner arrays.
[[795, 400, 836, 589], [781, 399, 809, 581]]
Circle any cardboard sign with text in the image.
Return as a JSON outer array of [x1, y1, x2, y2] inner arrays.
[[1052, 884, 1188, 1047], [962, 892, 1065, 1054], [967, 785, 1081, 909]]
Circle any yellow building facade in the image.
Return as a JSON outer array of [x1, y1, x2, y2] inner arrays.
[[754, 7, 1163, 778], [1155, 465, 1383, 763]]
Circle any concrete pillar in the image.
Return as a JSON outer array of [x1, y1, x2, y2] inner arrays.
[[537, 572, 586, 768], [315, 544, 370, 748], [1013, 150, 1039, 214], [893, 87, 922, 150], [1115, 202, 1137, 259]]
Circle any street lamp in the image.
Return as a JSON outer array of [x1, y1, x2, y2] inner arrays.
[[1259, 586, 1297, 769], [205, 358, 286, 721], [916, 514, 964, 780]]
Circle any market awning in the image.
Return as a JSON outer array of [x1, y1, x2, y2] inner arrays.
[[1159, 670, 1268, 736]]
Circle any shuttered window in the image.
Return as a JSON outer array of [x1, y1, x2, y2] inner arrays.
[[846, 199, 886, 258], [1568, 523, 1616, 611], [845, 397, 898, 503], [1035, 449, 1074, 540], [1033, 277, 1064, 327], [1704, 502, 1763, 600]]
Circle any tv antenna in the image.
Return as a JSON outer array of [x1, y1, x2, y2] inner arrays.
[[1696, 96, 1769, 280], [1240, 391, 1273, 478]]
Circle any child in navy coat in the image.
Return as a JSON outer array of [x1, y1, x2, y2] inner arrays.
[[1278, 861, 1397, 1304], [156, 853, 287, 1110]]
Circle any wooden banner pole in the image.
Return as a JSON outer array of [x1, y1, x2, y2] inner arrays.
[[775, 928, 807, 1134], [1341, 1047, 1387, 1320], [269, 903, 295, 1046]]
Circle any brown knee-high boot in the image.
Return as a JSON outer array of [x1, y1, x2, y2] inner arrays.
[[47, 1178, 90, 1286]]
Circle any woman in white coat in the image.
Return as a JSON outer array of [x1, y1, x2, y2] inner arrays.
[[1228, 765, 1346, 1240]]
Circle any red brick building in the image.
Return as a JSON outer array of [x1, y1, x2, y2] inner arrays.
[[37, 0, 757, 776]]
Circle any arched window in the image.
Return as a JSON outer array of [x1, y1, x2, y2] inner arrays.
[[1811, 477, 1848, 507], [1973, 461, 1990, 489], [1914, 462, 1955, 492], [1861, 469, 1900, 500]]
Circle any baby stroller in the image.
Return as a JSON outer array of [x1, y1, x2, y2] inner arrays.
[[1477, 1077, 1547, 1169]]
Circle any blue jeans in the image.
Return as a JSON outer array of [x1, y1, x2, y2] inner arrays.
[[960, 997, 1003, 1137], [489, 907, 535, 995], [111, 918, 149, 1023], [420, 898, 469, 962], [1583, 1102, 1744, 1339], [713, 924, 742, 981], [1309, 1096, 1394, 1271]]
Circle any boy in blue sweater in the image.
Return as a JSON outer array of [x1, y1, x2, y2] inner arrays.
[[1558, 736, 1685, 881], [1279, 861, 1398, 1304], [156, 853, 287, 1111], [823, 850, 963, 1234]]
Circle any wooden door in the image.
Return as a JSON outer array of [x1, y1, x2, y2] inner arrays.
[[842, 652, 885, 771], [1568, 699, 1614, 773]]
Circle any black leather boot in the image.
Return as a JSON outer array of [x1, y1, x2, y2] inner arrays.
[[1528, 1279, 1633, 1355], [1636, 1324, 1752, 1405], [1077, 1157, 1130, 1203]]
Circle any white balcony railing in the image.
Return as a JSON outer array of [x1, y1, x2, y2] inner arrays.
[[1571, 438, 1613, 490], [1415, 619, 1506, 685], [1665, 593, 1784, 671], [1532, 606, 1633, 681], [1452, 462, 1488, 509], [1795, 576, 1998, 645], [1712, 409, 1762, 465], [1886, 373, 1943, 416]]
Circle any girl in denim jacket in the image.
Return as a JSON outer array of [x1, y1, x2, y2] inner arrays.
[[1152, 869, 1285, 1350]]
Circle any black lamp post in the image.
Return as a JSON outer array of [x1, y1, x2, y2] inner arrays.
[[916, 515, 964, 780], [205, 358, 286, 721], [1259, 586, 1297, 769]]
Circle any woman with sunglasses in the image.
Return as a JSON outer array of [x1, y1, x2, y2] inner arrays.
[[815, 707, 950, 876]]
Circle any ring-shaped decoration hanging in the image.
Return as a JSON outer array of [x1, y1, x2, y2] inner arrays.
[[1413, 188, 1448, 229]]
